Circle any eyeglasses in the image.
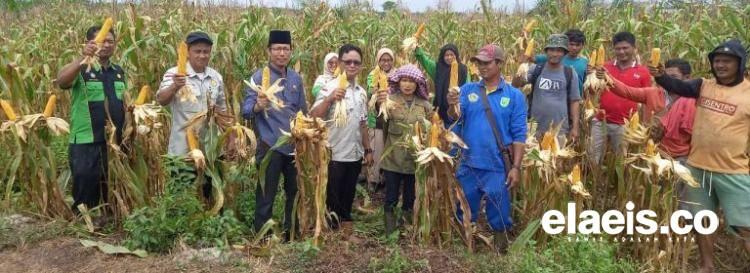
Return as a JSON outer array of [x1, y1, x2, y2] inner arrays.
[[342, 60, 362, 66], [270, 47, 291, 52]]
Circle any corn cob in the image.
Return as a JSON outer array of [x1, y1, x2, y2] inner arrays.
[[1, 100, 18, 121], [650, 48, 661, 67], [589, 50, 597, 69], [571, 164, 581, 183], [371, 66, 381, 89], [596, 45, 605, 67], [524, 38, 535, 57], [135, 85, 150, 105], [337, 72, 348, 89], [540, 131, 554, 151], [262, 66, 271, 91], [428, 112, 441, 147], [333, 73, 349, 127], [177, 41, 188, 75], [631, 115, 641, 130], [94, 17, 113, 44], [378, 68, 388, 90], [333, 66, 341, 77], [187, 127, 199, 150], [414, 23, 426, 39], [449, 60, 459, 88], [645, 139, 656, 157], [523, 19, 538, 33], [43, 95, 57, 118]]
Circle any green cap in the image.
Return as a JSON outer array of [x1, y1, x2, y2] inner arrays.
[[544, 34, 569, 52]]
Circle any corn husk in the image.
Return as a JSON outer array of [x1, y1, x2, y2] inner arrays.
[[332, 73, 349, 127]]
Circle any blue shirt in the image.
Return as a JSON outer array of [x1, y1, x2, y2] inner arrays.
[[241, 65, 307, 158], [453, 77, 527, 172], [535, 54, 588, 95]]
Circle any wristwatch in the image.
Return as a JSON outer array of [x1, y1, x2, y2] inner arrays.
[[364, 148, 373, 154]]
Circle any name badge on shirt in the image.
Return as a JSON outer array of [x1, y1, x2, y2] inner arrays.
[[500, 97, 510, 108], [468, 93, 479, 103]]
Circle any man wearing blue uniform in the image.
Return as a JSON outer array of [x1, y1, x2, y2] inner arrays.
[[447, 44, 527, 253]]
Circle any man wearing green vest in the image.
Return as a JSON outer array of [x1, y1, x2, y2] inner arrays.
[[55, 25, 127, 219]]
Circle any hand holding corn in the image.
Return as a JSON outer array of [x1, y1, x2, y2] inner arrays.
[[171, 73, 187, 89], [376, 88, 389, 104], [82, 41, 97, 58], [326, 88, 346, 103], [446, 87, 460, 105], [595, 67, 606, 79], [647, 64, 664, 77], [255, 92, 270, 111]]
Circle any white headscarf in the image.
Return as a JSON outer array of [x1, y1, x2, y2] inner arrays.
[[323, 52, 338, 76]]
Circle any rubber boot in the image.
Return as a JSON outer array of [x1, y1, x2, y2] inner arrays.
[[384, 210, 397, 235], [400, 210, 413, 226], [494, 231, 511, 254]]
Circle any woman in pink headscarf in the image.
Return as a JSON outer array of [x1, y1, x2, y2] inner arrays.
[[375, 64, 432, 235]]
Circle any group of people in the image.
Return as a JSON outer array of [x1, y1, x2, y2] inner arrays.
[[56, 23, 748, 270]]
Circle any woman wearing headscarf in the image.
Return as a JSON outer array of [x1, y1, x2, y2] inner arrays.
[[365, 48, 395, 191], [374, 64, 432, 234], [415, 44, 469, 123], [311, 52, 338, 98]]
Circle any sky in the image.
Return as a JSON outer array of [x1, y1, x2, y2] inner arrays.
[[200, 0, 539, 12]]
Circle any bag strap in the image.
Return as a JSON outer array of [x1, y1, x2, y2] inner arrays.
[[526, 63, 546, 112], [478, 85, 513, 173]]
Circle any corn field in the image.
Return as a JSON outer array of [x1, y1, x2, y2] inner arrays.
[[1, 0, 749, 272]]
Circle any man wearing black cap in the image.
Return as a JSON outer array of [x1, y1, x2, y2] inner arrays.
[[241, 30, 307, 237], [56, 24, 126, 225], [157, 31, 227, 156], [653, 39, 750, 273]]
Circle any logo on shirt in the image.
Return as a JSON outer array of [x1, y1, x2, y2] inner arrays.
[[500, 97, 510, 108], [468, 93, 479, 103], [538, 77, 561, 90], [698, 97, 737, 116], [211, 79, 218, 87]]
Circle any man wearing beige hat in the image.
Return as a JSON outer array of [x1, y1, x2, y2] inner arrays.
[[447, 44, 527, 253]]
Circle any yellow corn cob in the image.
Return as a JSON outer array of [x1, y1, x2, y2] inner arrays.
[[1, 100, 18, 121], [571, 164, 581, 183], [187, 127, 199, 150], [337, 73, 349, 89], [262, 66, 271, 91], [429, 112, 441, 147], [589, 50, 599, 65], [524, 38, 535, 57], [378, 69, 389, 90], [540, 131, 552, 150], [414, 23, 426, 39], [629, 112, 640, 130], [43, 95, 57, 118], [523, 19, 538, 33], [135, 85, 150, 105], [94, 17, 113, 44], [333, 66, 341, 77], [371, 66, 381, 89], [645, 139, 656, 157], [450, 60, 459, 88], [650, 48, 661, 67], [596, 45, 605, 67], [177, 41, 188, 75]]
